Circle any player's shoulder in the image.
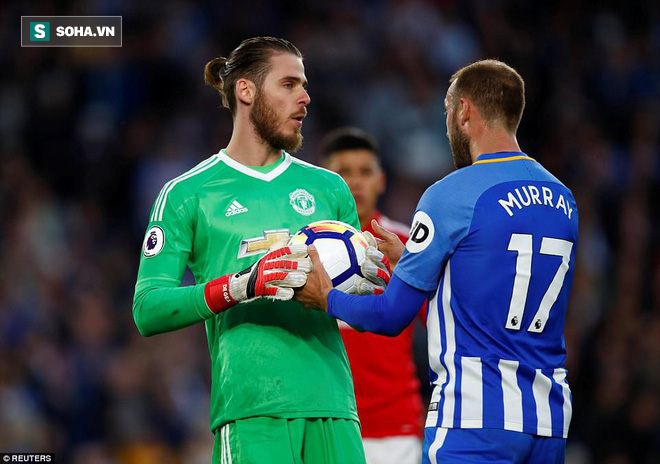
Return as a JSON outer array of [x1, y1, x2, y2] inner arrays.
[[164, 154, 223, 193], [528, 161, 575, 196], [422, 155, 557, 207], [420, 166, 481, 208], [289, 155, 347, 186], [150, 153, 223, 221]]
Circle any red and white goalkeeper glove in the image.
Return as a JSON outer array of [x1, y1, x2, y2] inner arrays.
[[355, 231, 391, 295], [205, 244, 311, 313]]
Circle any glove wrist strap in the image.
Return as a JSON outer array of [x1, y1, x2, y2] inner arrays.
[[205, 274, 238, 313]]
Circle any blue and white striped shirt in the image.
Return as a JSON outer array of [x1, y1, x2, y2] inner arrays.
[[395, 152, 578, 438]]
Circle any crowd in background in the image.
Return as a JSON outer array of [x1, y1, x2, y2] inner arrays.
[[1, 1, 659, 463]]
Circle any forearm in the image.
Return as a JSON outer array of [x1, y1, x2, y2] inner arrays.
[[327, 274, 427, 336], [133, 282, 214, 336]]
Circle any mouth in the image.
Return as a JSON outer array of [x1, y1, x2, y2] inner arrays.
[[291, 112, 306, 127]]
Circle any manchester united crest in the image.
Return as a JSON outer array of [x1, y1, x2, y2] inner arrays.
[[289, 189, 316, 216]]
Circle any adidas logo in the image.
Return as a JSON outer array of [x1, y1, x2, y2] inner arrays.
[[225, 200, 248, 217]]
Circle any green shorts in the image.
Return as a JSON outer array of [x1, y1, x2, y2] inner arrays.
[[212, 417, 366, 464]]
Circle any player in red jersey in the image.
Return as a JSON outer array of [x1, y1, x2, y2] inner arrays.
[[320, 128, 425, 464]]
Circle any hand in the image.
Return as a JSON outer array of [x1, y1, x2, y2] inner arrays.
[[355, 245, 390, 295], [205, 244, 311, 313], [294, 245, 333, 311], [365, 219, 405, 268]]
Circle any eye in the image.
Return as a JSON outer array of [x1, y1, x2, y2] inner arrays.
[[284, 82, 293, 89]]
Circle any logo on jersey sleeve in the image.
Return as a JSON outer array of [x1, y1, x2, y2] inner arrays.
[[143, 225, 165, 257], [289, 189, 316, 216], [406, 211, 434, 253]]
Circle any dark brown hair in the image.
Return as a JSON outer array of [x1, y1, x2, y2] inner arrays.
[[319, 127, 379, 160], [204, 37, 302, 116], [449, 59, 525, 133]]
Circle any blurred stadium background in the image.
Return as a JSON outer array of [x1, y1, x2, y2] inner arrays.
[[1, 1, 659, 463]]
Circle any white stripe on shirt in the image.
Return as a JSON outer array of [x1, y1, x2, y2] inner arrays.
[[460, 357, 483, 428], [499, 359, 524, 432], [440, 262, 457, 429], [426, 285, 443, 427], [553, 368, 572, 438], [533, 370, 553, 436]]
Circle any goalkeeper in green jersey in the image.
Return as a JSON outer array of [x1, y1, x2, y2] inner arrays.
[[133, 37, 389, 464]]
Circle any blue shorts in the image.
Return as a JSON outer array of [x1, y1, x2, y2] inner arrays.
[[423, 427, 566, 464]]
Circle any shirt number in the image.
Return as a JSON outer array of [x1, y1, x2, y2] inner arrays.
[[505, 234, 573, 333]]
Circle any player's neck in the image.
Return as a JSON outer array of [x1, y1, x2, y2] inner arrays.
[[470, 129, 521, 161], [225, 120, 282, 166]]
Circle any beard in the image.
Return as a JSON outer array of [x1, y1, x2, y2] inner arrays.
[[250, 92, 303, 153], [449, 114, 472, 169]]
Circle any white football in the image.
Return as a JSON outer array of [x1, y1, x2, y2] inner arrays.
[[288, 220, 369, 293]]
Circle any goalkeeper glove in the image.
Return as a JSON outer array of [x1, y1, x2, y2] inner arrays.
[[355, 231, 392, 295], [204, 244, 311, 313]]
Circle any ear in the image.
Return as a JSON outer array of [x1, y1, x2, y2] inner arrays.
[[457, 97, 471, 127], [235, 78, 257, 106]]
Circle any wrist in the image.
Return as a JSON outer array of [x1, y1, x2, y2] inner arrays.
[[323, 288, 335, 313]]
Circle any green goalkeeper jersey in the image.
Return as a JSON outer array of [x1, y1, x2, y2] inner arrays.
[[133, 150, 360, 432]]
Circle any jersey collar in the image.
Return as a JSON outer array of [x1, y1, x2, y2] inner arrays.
[[473, 151, 534, 165], [217, 149, 292, 182]]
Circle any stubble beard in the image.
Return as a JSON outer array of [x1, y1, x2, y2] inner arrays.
[[250, 92, 303, 153], [449, 114, 473, 169]]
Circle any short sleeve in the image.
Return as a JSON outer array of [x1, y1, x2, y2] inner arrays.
[[394, 181, 474, 291]]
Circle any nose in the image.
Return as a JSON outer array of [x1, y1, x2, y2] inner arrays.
[[300, 88, 311, 106]]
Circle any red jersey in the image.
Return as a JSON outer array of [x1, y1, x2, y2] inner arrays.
[[339, 211, 424, 438]]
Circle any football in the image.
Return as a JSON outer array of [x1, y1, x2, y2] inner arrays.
[[288, 220, 369, 293]]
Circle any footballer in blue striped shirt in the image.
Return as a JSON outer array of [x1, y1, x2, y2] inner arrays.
[[296, 59, 577, 464]]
